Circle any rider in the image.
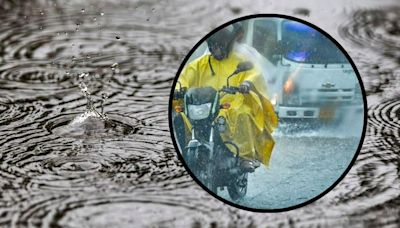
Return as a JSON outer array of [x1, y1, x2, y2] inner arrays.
[[173, 24, 278, 171]]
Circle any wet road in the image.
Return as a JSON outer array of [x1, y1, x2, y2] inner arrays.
[[219, 135, 361, 210], [0, 0, 399, 227]]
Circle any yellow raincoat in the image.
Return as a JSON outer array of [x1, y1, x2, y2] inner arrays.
[[174, 52, 278, 165]]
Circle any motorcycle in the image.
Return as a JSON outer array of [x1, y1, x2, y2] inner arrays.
[[173, 62, 258, 200]]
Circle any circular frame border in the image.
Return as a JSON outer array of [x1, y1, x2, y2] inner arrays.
[[168, 14, 368, 212]]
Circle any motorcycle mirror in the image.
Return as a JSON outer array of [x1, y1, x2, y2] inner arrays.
[[227, 61, 254, 87], [176, 81, 182, 90], [234, 61, 254, 74]]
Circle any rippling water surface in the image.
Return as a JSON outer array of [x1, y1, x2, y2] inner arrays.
[[0, 0, 399, 227]]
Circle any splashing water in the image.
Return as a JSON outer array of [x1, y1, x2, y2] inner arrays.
[[101, 92, 108, 115], [65, 75, 112, 137]]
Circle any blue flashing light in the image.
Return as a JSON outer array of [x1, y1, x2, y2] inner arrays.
[[283, 21, 316, 34], [286, 51, 309, 62]]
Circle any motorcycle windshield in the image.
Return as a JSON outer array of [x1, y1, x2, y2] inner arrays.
[[281, 21, 347, 64]]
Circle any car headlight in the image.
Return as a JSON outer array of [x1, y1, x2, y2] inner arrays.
[[188, 103, 212, 120]]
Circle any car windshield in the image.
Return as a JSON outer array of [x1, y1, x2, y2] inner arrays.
[[281, 21, 348, 64]]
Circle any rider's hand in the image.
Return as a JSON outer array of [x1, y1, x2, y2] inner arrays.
[[239, 82, 251, 94]]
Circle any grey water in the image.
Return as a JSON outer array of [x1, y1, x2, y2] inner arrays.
[[0, 0, 399, 227]]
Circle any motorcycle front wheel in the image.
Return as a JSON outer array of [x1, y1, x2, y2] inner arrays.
[[228, 172, 248, 201], [205, 164, 218, 194]]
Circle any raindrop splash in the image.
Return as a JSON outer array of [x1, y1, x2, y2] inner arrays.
[[101, 92, 108, 115], [111, 62, 119, 74], [79, 81, 94, 111]]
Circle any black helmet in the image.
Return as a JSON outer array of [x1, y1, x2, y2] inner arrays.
[[206, 24, 241, 60]]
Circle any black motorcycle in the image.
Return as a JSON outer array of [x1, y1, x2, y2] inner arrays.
[[173, 62, 257, 200]]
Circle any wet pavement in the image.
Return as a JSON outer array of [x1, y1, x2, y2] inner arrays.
[[219, 135, 361, 210], [0, 0, 399, 227]]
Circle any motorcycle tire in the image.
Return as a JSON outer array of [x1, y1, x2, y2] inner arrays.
[[184, 148, 195, 168], [184, 148, 201, 177], [205, 164, 218, 194], [228, 172, 248, 201]]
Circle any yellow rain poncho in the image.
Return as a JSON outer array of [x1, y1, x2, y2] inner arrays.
[[174, 52, 278, 165]]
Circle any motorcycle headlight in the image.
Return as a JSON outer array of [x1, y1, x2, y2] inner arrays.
[[188, 103, 212, 120]]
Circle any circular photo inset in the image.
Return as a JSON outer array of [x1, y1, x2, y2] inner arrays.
[[169, 15, 366, 211]]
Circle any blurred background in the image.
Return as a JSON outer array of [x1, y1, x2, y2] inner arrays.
[[0, 0, 399, 227]]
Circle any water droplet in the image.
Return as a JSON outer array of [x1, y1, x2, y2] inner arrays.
[[65, 71, 70, 76], [39, 26, 43, 30], [115, 36, 120, 40], [100, 12, 104, 16], [81, 9, 85, 13], [40, 11, 44, 16], [101, 93, 108, 114], [79, 72, 90, 80], [111, 63, 120, 74], [79, 81, 88, 92], [93, 17, 97, 21], [151, 8, 156, 12]]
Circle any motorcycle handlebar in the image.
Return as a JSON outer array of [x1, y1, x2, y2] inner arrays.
[[220, 86, 240, 94], [174, 86, 244, 99]]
